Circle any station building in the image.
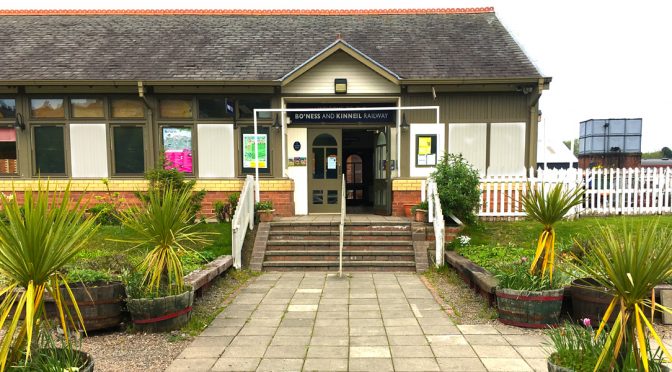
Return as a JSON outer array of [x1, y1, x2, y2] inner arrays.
[[0, 8, 550, 216]]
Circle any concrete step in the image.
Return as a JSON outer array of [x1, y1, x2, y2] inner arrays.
[[270, 223, 411, 232], [262, 260, 416, 271], [267, 240, 412, 247], [264, 250, 415, 262], [268, 230, 412, 237]]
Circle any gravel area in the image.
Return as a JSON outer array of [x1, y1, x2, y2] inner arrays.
[[80, 269, 256, 372]]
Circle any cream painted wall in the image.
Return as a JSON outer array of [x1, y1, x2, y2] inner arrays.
[[488, 122, 526, 176], [283, 51, 400, 94], [197, 124, 235, 178], [409, 123, 445, 178], [70, 123, 108, 178], [449, 123, 488, 176], [286, 127, 308, 215]]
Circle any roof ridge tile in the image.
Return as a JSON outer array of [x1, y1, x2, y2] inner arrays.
[[0, 7, 495, 16]]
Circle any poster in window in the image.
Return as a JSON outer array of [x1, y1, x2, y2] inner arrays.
[[243, 134, 268, 168], [163, 127, 193, 173], [418, 136, 432, 155], [417, 155, 427, 166], [327, 155, 337, 170], [426, 154, 436, 166]]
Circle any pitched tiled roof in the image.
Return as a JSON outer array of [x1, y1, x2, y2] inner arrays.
[[0, 9, 542, 82]]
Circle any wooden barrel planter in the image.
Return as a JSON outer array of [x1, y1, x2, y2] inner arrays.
[[126, 290, 194, 332], [547, 354, 574, 372], [496, 287, 564, 328], [570, 278, 616, 327], [45, 281, 126, 332]]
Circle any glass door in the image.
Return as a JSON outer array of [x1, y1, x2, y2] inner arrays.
[[308, 128, 342, 213], [373, 128, 392, 215]]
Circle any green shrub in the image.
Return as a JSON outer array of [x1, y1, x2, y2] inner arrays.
[[494, 259, 563, 291], [411, 201, 429, 214], [228, 193, 240, 213], [255, 200, 273, 211], [431, 153, 481, 225], [214, 201, 227, 223], [547, 321, 607, 372], [140, 159, 206, 222], [66, 268, 113, 284], [88, 203, 121, 225]]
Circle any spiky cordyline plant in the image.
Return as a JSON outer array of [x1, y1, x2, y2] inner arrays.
[[568, 221, 672, 372], [0, 183, 98, 371], [117, 185, 213, 297], [521, 182, 583, 283]]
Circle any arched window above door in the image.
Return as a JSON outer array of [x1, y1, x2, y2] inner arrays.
[[313, 133, 337, 146]]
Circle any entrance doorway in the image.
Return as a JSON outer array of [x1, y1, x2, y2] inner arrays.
[[307, 127, 391, 215]]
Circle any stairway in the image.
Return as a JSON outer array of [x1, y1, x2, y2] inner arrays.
[[261, 220, 416, 272]]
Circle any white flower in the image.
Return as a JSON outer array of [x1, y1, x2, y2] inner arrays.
[[457, 235, 471, 246]]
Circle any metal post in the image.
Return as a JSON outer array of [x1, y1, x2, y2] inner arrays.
[[253, 110, 260, 202]]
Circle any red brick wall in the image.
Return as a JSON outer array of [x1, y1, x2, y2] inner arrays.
[[578, 153, 641, 169], [391, 190, 421, 217], [2, 189, 294, 218]]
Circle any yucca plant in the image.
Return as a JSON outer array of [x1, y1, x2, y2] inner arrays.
[[567, 221, 672, 372], [117, 185, 213, 297], [521, 182, 583, 283], [0, 183, 98, 371]]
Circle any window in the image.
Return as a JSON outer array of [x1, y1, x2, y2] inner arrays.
[[162, 127, 193, 173], [240, 126, 270, 174], [160, 99, 193, 119], [34, 126, 66, 174], [113, 126, 145, 175], [198, 97, 234, 119], [111, 98, 145, 118], [415, 134, 437, 167], [31, 99, 65, 118], [238, 99, 271, 119], [0, 99, 16, 118], [0, 128, 17, 175], [70, 98, 104, 118]]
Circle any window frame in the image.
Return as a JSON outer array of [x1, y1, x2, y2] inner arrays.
[[0, 96, 18, 177], [69, 96, 107, 120], [110, 124, 148, 177], [29, 97, 67, 120], [31, 123, 69, 177], [414, 133, 438, 168], [238, 125, 271, 175]]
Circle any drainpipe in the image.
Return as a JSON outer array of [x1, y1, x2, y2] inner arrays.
[[138, 81, 155, 168]]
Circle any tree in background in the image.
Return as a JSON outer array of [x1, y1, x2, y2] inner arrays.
[[662, 146, 672, 158], [562, 139, 579, 157]]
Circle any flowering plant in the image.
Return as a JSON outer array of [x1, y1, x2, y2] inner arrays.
[[457, 235, 471, 246]]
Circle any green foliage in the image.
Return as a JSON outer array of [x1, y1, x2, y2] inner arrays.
[[87, 178, 123, 225], [494, 259, 563, 291], [548, 322, 608, 372], [567, 220, 672, 372], [430, 153, 481, 225], [66, 268, 113, 284], [255, 200, 273, 211], [117, 186, 217, 297], [8, 330, 86, 372], [228, 193, 240, 212], [563, 139, 580, 157], [662, 146, 672, 158], [521, 182, 584, 283], [141, 160, 206, 222], [411, 201, 428, 214], [0, 182, 98, 370], [213, 201, 227, 223], [455, 244, 535, 272]]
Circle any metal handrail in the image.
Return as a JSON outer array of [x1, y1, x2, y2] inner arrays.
[[426, 180, 445, 267], [231, 175, 255, 269], [339, 174, 346, 277]]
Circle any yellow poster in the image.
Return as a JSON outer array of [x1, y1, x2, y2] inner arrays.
[[418, 136, 432, 155]]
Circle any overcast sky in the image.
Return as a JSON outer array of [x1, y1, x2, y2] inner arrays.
[[6, 0, 671, 151]]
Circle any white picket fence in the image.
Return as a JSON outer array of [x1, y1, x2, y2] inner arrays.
[[231, 175, 255, 269], [479, 167, 672, 218]]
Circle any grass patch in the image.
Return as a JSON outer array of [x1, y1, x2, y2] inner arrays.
[[68, 222, 232, 278], [453, 215, 672, 273]]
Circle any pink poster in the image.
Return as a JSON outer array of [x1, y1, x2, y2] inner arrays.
[[164, 149, 193, 173]]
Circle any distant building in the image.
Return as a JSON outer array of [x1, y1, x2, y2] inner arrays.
[[641, 158, 672, 169], [578, 118, 642, 168], [536, 138, 578, 169]]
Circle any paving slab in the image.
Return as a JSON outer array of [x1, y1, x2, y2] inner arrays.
[[167, 272, 555, 371]]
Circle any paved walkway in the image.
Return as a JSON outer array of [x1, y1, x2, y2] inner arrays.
[[168, 273, 549, 372]]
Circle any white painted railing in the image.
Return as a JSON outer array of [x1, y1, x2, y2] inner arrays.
[[231, 175, 255, 269], [426, 180, 445, 267], [339, 175, 346, 278], [478, 167, 672, 217]]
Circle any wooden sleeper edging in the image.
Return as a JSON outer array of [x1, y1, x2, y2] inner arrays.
[[183, 255, 234, 296]]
